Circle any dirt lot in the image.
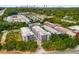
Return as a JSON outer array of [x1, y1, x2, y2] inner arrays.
[[0, 50, 33, 54]]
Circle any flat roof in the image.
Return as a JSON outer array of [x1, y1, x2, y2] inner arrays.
[[21, 27, 34, 36], [6, 15, 30, 22], [32, 26, 50, 35], [43, 25, 60, 34], [69, 26, 79, 31]]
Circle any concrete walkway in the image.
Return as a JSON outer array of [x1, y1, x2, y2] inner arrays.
[[34, 40, 45, 54], [1, 31, 9, 44], [0, 8, 7, 16]]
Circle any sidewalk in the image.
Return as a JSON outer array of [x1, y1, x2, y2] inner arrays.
[[1, 31, 8, 44]]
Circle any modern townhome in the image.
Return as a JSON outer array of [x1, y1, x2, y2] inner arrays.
[[20, 27, 35, 41], [32, 26, 51, 40], [42, 25, 61, 34], [4, 15, 30, 23], [44, 21, 76, 36]]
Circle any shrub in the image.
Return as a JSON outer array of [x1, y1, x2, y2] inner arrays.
[[3, 39, 16, 51], [64, 38, 77, 49], [42, 40, 54, 51], [42, 33, 78, 51], [0, 44, 2, 50], [0, 22, 27, 32], [53, 40, 67, 50], [16, 41, 26, 51], [0, 32, 3, 41], [26, 40, 38, 52], [75, 37, 79, 45]]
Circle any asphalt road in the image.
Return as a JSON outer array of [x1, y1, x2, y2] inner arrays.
[[46, 50, 79, 54]]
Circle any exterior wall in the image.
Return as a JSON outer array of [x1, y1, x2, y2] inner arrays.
[[20, 27, 35, 41]]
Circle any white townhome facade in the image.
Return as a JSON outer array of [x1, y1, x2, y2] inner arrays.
[[20, 27, 35, 41]]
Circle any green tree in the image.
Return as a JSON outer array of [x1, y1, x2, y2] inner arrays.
[[3, 39, 16, 51], [26, 40, 38, 52], [16, 41, 26, 51], [42, 40, 54, 51], [0, 44, 2, 50], [64, 38, 77, 49], [53, 40, 67, 50]]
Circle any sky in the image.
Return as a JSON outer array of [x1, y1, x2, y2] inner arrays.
[[0, 0, 79, 7]]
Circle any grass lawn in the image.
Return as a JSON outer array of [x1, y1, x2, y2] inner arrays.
[[6, 31, 22, 42]]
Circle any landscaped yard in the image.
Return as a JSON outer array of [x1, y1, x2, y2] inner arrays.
[[42, 34, 79, 51], [6, 31, 22, 42], [2, 31, 38, 52]]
